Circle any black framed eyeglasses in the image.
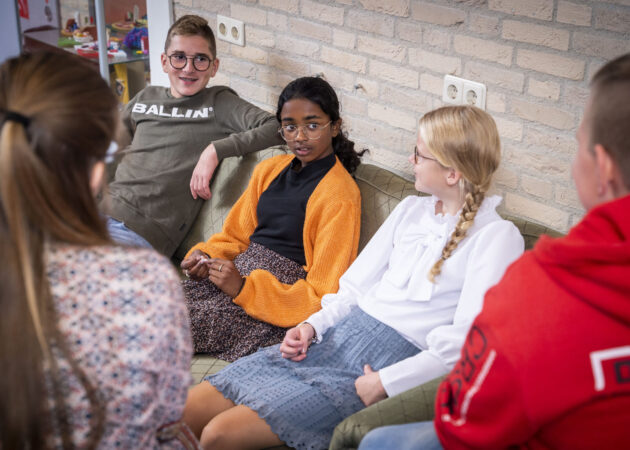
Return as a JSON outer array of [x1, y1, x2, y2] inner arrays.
[[167, 53, 213, 71], [279, 121, 332, 141], [413, 146, 438, 164]]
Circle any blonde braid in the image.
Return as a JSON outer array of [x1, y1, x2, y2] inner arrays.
[[428, 184, 486, 283]]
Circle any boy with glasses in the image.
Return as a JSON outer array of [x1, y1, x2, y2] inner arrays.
[[104, 15, 283, 256]]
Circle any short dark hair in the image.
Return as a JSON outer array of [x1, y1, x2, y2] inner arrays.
[[164, 15, 216, 57], [589, 53, 630, 189]]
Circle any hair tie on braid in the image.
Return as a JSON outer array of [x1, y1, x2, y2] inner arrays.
[[2, 110, 31, 128]]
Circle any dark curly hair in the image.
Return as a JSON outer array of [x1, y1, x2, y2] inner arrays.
[[276, 77, 366, 174]]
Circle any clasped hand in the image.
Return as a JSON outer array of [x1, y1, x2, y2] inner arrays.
[[279, 323, 315, 362], [180, 249, 244, 298]]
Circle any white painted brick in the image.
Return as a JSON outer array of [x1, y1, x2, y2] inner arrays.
[[556, 1, 592, 27], [563, 84, 590, 108], [267, 11, 288, 31], [453, 35, 513, 66], [521, 174, 554, 199], [344, 116, 416, 151], [409, 48, 461, 75], [380, 85, 432, 113], [370, 60, 419, 88], [230, 45, 269, 64], [502, 20, 570, 51], [355, 77, 379, 98], [573, 32, 630, 60], [528, 78, 560, 101], [216, 39, 231, 55], [420, 73, 443, 96], [210, 72, 230, 87], [219, 56, 257, 79], [465, 61, 524, 92], [494, 167, 519, 189], [341, 94, 368, 116], [468, 13, 500, 36], [486, 91, 506, 113], [517, 49, 585, 80], [321, 46, 367, 73], [246, 27, 275, 48], [397, 21, 422, 43], [195, 0, 229, 13], [595, 7, 630, 33], [505, 147, 571, 180], [276, 35, 320, 58], [300, 0, 344, 25], [493, 116, 524, 141], [357, 36, 406, 63], [346, 10, 395, 37], [259, 0, 298, 14], [504, 193, 569, 231], [333, 29, 356, 49], [366, 147, 415, 176], [231, 78, 269, 103], [257, 69, 293, 88], [511, 98, 575, 130], [555, 185, 583, 210], [269, 53, 310, 76], [230, 4, 266, 25], [310, 63, 356, 91], [488, 0, 553, 21], [423, 29, 450, 50], [525, 128, 575, 157], [359, 0, 410, 17], [411, 2, 466, 26], [289, 18, 332, 43]]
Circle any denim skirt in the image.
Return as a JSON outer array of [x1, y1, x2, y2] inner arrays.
[[206, 307, 420, 450]]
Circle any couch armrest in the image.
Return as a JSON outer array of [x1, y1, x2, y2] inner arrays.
[[329, 376, 444, 450]]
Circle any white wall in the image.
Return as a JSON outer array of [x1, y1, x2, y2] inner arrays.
[[0, 1, 22, 64]]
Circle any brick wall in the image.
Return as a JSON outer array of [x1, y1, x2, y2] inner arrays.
[[173, 0, 630, 232]]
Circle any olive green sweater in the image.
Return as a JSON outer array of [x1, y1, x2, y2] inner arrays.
[[105, 85, 283, 256]]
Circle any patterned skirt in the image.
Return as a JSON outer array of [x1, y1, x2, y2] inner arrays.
[[206, 307, 420, 450], [182, 242, 306, 362]]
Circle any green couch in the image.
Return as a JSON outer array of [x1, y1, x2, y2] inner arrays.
[[174, 145, 563, 450]]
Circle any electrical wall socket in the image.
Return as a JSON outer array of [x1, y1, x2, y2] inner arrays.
[[442, 75, 487, 110], [217, 15, 245, 46]]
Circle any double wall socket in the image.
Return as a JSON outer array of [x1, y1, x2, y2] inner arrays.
[[217, 15, 245, 46], [442, 75, 487, 110]]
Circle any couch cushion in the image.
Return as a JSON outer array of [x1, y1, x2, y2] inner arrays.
[[353, 163, 422, 251], [173, 146, 289, 261]]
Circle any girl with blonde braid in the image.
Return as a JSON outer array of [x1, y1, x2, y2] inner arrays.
[[183, 105, 524, 450]]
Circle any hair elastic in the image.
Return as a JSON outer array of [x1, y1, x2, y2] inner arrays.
[[2, 110, 31, 128]]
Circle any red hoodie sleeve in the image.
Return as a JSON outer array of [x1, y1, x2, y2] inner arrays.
[[434, 319, 534, 449]]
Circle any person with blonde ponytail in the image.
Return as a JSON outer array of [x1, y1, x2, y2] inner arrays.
[[182, 105, 523, 450], [0, 52, 197, 449]]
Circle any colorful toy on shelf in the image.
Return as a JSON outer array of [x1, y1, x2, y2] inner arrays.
[[75, 42, 126, 60], [73, 29, 93, 43], [123, 27, 148, 50], [60, 18, 78, 36]]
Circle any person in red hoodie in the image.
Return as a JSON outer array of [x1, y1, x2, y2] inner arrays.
[[359, 52, 630, 450]]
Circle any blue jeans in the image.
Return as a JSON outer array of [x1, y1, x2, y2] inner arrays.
[[106, 217, 153, 248], [358, 421, 443, 450]]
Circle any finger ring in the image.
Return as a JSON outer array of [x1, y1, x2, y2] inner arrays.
[[218, 264, 223, 272]]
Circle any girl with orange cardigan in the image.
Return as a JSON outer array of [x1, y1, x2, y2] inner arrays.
[[180, 77, 364, 361]]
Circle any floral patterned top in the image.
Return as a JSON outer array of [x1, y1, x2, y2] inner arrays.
[[46, 243, 195, 448]]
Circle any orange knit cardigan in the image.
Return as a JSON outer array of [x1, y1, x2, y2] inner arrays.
[[186, 154, 361, 327]]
